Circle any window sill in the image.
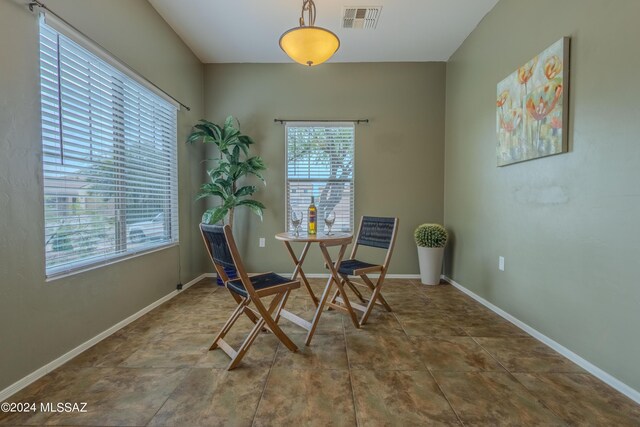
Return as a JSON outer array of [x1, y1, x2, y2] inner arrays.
[[45, 242, 180, 282]]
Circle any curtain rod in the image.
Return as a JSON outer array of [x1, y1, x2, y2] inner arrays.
[[274, 119, 369, 124], [28, 0, 191, 112]]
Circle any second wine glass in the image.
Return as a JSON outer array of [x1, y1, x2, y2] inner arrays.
[[291, 211, 303, 236], [324, 211, 336, 235]]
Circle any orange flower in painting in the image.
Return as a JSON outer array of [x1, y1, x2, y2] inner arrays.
[[526, 82, 563, 121], [550, 116, 562, 129], [500, 109, 522, 133], [544, 55, 562, 80], [518, 57, 538, 85], [497, 90, 509, 108]]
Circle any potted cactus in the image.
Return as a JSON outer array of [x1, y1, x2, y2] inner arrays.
[[414, 223, 448, 285]]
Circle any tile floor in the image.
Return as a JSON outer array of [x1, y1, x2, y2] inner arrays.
[[2, 278, 639, 426]]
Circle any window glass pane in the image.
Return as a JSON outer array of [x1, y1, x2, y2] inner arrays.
[[286, 124, 355, 233], [39, 21, 178, 277]]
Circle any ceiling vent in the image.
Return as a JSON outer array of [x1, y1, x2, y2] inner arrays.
[[342, 6, 382, 29]]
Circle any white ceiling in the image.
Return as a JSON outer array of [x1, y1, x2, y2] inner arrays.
[[148, 0, 498, 63]]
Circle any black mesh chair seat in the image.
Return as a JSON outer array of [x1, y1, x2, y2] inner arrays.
[[226, 272, 293, 298], [338, 259, 382, 276]]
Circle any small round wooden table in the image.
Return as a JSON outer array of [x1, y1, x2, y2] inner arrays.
[[275, 231, 353, 345]]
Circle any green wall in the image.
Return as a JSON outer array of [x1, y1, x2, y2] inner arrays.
[[203, 62, 446, 275], [444, 0, 640, 391], [0, 0, 207, 392]]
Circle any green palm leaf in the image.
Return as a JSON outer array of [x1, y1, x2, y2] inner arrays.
[[237, 199, 265, 220], [234, 185, 256, 197], [202, 207, 228, 225], [187, 115, 267, 225]]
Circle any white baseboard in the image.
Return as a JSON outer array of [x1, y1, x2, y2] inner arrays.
[[0, 273, 211, 402], [442, 275, 640, 405]]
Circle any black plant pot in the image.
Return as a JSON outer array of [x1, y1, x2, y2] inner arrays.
[[216, 265, 238, 286]]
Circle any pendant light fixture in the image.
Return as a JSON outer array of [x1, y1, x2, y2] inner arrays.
[[279, 0, 340, 67]]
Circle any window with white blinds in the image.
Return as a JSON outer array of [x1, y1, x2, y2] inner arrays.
[[39, 19, 179, 278], [285, 123, 355, 233]]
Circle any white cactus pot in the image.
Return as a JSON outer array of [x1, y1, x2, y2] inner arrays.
[[417, 246, 444, 285]]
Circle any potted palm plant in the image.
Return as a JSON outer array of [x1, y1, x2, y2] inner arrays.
[[188, 116, 266, 283], [414, 223, 448, 285], [188, 116, 266, 227]]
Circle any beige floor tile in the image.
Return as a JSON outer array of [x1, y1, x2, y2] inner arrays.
[[462, 321, 530, 337], [446, 308, 509, 325], [352, 370, 460, 426], [149, 367, 269, 427], [119, 349, 204, 368], [343, 310, 404, 334], [389, 300, 436, 314], [253, 367, 356, 427], [395, 312, 468, 337], [273, 333, 348, 370], [65, 334, 142, 368], [411, 336, 504, 372], [0, 367, 98, 426], [514, 372, 640, 426], [475, 337, 585, 373], [346, 331, 424, 371], [283, 293, 311, 312], [43, 368, 187, 426], [110, 333, 216, 369], [433, 371, 564, 426]]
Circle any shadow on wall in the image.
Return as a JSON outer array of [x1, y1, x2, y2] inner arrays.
[[443, 229, 456, 276]]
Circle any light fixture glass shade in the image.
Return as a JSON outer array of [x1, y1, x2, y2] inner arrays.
[[279, 26, 340, 66]]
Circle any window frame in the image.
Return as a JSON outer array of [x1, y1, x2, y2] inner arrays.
[[284, 122, 356, 234], [38, 15, 180, 279]]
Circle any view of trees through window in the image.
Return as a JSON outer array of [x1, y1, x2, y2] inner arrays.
[[286, 124, 355, 233]]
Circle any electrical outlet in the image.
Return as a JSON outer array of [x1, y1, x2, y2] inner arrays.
[[259, 237, 265, 248], [498, 256, 505, 271]]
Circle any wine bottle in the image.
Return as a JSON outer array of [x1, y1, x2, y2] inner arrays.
[[308, 196, 317, 235]]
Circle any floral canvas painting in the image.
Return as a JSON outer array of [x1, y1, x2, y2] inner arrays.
[[496, 37, 569, 166]]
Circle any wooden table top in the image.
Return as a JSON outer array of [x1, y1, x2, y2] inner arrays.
[[275, 231, 353, 244]]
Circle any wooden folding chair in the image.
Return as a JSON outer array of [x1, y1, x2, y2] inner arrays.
[[200, 224, 300, 370], [329, 216, 399, 327]]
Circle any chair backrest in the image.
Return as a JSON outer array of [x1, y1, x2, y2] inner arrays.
[[200, 224, 252, 290], [351, 216, 399, 272], [356, 216, 397, 249], [200, 224, 235, 271]]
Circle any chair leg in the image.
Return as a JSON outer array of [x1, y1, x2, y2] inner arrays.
[[328, 286, 340, 307], [229, 289, 261, 324], [273, 289, 291, 325], [344, 276, 367, 303], [210, 297, 249, 351], [361, 275, 392, 312], [329, 275, 355, 305], [227, 317, 266, 370], [223, 292, 293, 370], [328, 277, 363, 328], [334, 276, 360, 328], [360, 278, 387, 326], [305, 274, 335, 346], [254, 294, 298, 353]]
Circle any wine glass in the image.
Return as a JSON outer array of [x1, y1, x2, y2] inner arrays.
[[324, 211, 336, 235], [291, 211, 303, 236]]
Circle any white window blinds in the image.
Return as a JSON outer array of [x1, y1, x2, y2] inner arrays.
[[39, 19, 179, 278], [285, 123, 355, 233]]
